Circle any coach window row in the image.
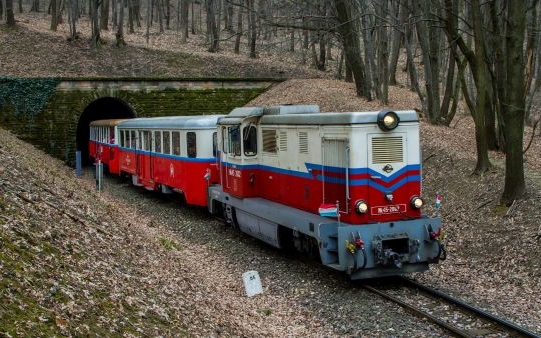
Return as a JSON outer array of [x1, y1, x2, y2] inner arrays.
[[90, 126, 115, 144], [119, 129, 198, 158]]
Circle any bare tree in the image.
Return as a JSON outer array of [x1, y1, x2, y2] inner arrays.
[[207, 0, 219, 52], [100, 0, 110, 30], [414, 0, 443, 123], [29, 0, 39, 12], [116, 0, 127, 46], [89, 0, 101, 47], [495, 0, 527, 204], [332, 0, 370, 99], [6, 0, 15, 25], [375, 0, 389, 104], [180, 0, 189, 42], [247, 0, 256, 58], [234, 2, 242, 54], [388, 0, 407, 86], [145, 0, 152, 43], [66, 0, 78, 39], [50, 0, 58, 30]]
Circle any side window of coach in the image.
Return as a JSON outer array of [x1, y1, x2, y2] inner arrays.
[[187, 132, 196, 158], [163, 131, 171, 154], [154, 131, 162, 153], [172, 131, 181, 156]]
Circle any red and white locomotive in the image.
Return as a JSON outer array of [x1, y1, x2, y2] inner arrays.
[[89, 105, 445, 280]]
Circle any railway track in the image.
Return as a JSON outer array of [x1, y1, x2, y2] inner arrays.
[[362, 278, 539, 338]]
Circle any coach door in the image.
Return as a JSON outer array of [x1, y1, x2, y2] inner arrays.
[[322, 138, 349, 214], [137, 130, 153, 184]]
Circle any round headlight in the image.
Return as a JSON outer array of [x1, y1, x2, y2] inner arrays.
[[410, 196, 424, 209], [377, 110, 400, 131], [355, 200, 368, 214]]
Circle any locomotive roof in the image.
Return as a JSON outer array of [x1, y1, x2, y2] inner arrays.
[[118, 115, 225, 129], [259, 110, 419, 125], [218, 107, 419, 125], [218, 105, 320, 125]]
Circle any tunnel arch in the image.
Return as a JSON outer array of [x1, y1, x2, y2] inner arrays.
[[76, 97, 136, 164]]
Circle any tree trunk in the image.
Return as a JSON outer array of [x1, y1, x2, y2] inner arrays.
[[6, 0, 15, 25], [180, 0, 188, 42], [191, 0, 196, 34], [247, 0, 256, 58], [157, 0, 164, 33], [165, 0, 170, 29], [376, 0, 389, 104], [344, 52, 353, 82], [101, 0, 109, 30], [403, 21, 426, 112], [415, 0, 442, 123], [90, 0, 101, 48], [145, 0, 151, 43], [333, 0, 370, 99], [234, 4, 242, 54], [116, 0, 126, 46], [50, 0, 58, 30], [225, 1, 233, 31], [30, 0, 39, 12], [336, 50, 344, 79], [501, 0, 526, 205], [128, 1, 134, 32], [388, 0, 405, 86], [207, 0, 219, 52], [67, 0, 78, 39], [289, 28, 294, 52]]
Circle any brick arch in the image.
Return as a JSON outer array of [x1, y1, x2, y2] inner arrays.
[[75, 95, 136, 164]]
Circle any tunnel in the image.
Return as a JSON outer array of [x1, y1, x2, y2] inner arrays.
[[76, 97, 136, 165]]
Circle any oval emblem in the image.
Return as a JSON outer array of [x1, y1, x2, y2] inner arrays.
[[382, 164, 394, 173]]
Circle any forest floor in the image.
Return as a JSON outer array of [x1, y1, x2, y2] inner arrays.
[[1, 12, 541, 336]]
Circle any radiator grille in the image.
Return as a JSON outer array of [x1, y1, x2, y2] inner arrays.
[[262, 129, 277, 154], [299, 132, 308, 154], [279, 131, 288, 152], [372, 136, 404, 163]]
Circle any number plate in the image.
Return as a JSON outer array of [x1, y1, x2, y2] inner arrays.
[[371, 204, 406, 215]]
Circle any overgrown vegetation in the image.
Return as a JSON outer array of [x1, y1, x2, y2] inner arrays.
[[0, 77, 60, 116]]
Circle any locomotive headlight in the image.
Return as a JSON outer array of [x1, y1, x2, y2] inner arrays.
[[410, 196, 424, 209], [377, 110, 400, 131], [355, 200, 368, 214]]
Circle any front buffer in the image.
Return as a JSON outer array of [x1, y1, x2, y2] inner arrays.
[[319, 217, 445, 280]]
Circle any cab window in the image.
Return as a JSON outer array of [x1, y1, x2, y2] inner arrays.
[[243, 125, 257, 156], [228, 126, 241, 156]]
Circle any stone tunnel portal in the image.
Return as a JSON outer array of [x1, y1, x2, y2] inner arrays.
[[76, 97, 136, 164]]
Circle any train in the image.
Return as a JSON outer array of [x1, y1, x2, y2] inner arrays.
[[89, 104, 446, 280]]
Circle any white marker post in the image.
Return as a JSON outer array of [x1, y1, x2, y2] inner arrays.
[[242, 271, 263, 298]]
